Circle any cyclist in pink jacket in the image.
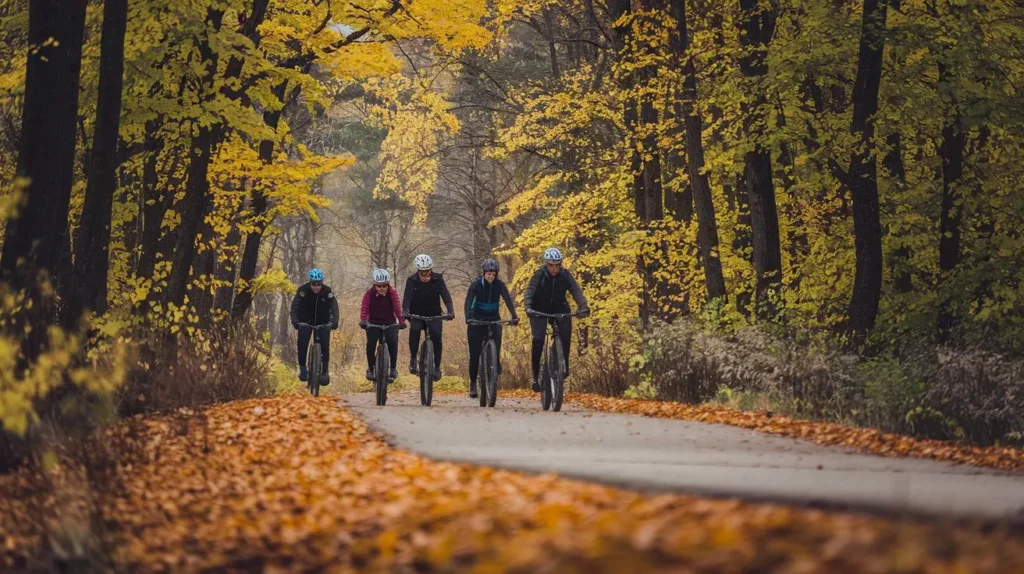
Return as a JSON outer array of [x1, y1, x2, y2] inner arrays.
[[359, 269, 406, 381]]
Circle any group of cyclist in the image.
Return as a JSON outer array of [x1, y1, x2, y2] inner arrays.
[[290, 248, 590, 397]]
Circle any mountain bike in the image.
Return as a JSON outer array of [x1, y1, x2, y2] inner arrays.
[[406, 313, 452, 406], [466, 318, 516, 408], [526, 311, 578, 412], [296, 322, 331, 397], [365, 322, 401, 406]]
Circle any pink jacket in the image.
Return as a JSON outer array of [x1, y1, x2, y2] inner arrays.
[[360, 285, 405, 325]]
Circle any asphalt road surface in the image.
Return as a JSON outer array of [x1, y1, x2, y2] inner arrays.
[[343, 391, 1024, 520]]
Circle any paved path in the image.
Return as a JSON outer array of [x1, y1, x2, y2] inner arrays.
[[343, 391, 1024, 520]]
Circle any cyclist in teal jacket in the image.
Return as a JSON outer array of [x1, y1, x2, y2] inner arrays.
[[464, 258, 520, 398]]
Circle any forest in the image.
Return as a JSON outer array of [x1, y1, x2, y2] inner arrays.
[[2, 0, 1024, 466]]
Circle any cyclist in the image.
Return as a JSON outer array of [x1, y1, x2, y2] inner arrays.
[[401, 254, 455, 380], [524, 248, 590, 392], [290, 268, 339, 384], [359, 269, 406, 382], [464, 258, 520, 399]]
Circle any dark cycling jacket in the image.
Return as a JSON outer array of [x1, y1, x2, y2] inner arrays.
[[523, 267, 588, 314], [464, 277, 519, 321], [290, 282, 339, 327], [401, 272, 454, 318]]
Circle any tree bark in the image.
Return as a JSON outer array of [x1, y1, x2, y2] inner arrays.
[[937, 85, 965, 342], [844, 0, 889, 345], [69, 0, 129, 324], [737, 0, 782, 320], [884, 132, 914, 294], [670, 0, 727, 304], [0, 0, 88, 346]]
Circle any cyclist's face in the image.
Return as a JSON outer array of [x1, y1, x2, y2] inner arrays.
[[310, 281, 323, 293], [418, 270, 432, 282], [484, 271, 497, 283], [374, 283, 389, 293], [546, 262, 561, 275]]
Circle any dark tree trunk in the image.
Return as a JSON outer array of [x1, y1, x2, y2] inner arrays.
[[737, 0, 782, 320], [162, 10, 224, 309], [937, 102, 965, 342], [212, 223, 241, 314], [844, 0, 889, 345], [69, 0, 129, 324], [135, 135, 170, 280], [0, 0, 88, 318], [670, 0, 727, 304], [884, 132, 914, 294]]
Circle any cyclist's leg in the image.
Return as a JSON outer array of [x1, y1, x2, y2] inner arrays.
[[429, 320, 444, 370], [366, 329, 380, 370], [529, 316, 546, 384], [384, 327, 399, 367], [467, 325, 484, 387], [297, 327, 312, 377], [494, 324, 504, 374], [319, 331, 331, 379], [558, 317, 572, 376], [408, 319, 423, 373]]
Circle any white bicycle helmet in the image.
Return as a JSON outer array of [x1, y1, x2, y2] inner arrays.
[[414, 254, 433, 271], [543, 247, 563, 264], [372, 269, 391, 284]]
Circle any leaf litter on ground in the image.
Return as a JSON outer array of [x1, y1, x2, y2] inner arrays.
[[2, 393, 1023, 573]]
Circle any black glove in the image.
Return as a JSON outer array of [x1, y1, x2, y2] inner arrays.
[[444, 313, 455, 321], [292, 323, 299, 330], [359, 321, 368, 330], [510, 317, 520, 326], [399, 322, 408, 330], [577, 308, 591, 319], [525, 308, 535, 317], [331, 322, 339, 331]]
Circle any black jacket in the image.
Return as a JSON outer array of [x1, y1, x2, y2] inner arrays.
[[524, 267, 588, 314], [464, 277, 519, 321], [290, 282, 340, 328], [402, 272, 454, 317]]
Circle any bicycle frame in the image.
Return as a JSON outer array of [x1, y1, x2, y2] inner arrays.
[[527, 310, 578, 412], [405, 314, 451, 406], [365, 322, 400, 406], [296, 322, 331, 396]]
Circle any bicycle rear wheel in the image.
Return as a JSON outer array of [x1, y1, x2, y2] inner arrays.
[[540, 343, 552, 411], [551, 337, 565, 412], [483, 340, 497, 408], [309, 342, 322, 398], [375, 340, 389, 406], [419, 340, 434, 406]]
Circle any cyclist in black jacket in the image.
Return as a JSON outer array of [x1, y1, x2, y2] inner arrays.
[[524, 248, 590, 392], [290, 268, 340, 384], [401, 254, 455, 380], [464, 258, 520, 398]]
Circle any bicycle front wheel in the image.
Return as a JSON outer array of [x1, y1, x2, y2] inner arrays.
[[375, 341, 389, 406], [419, 340, 434, 406], [309, 343, 322, 398], [550, 337, 565, 412], [483, 340, 498, 408]]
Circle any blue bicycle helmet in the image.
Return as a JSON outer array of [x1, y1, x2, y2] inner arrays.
[[308, 268, 324, 282]]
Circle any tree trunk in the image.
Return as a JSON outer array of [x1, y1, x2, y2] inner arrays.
[[937, 96, 965, 342], [670, 0, 727, 304], [737, 0, 782, 320], [844, 0, 889, 345], [884, 132, 914, 294], [69, 0, 129, 324]]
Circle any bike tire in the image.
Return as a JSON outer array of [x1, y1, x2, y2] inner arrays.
[[483, 340, 497, 408], [551, 337, 565, 412], [540, 357, 552, 411], [375, 340, 389, 406], [419, 340, 434, 406], [309, 343, 322, 398]]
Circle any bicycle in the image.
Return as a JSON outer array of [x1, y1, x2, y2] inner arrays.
[[405, 313, 453, 406], [526, 310, 579, 412], [365, 322, 402, 406], [296, 322, 331, 397], [466, 318, 516, 408]]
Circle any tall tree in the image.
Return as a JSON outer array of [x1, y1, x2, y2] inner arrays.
[[844, 0, 889, 344], [669, 0, 727, 304], [70, 0, 129, 324], [736, 0, 782, 319]]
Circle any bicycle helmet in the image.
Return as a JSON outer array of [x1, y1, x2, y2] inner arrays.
[[481, 258, 500, 273], [543, 248, 563, 264], [308, 268, 325, 282], [414, 254, 433, 271], [372, 269, 391, 284]]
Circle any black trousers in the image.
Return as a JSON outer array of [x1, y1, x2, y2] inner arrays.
[[409, 318, 443, 368], [468, 324, 503, 386], [530, 316, 571, 380], [366, 328, 399, 370], [298, 327, 330, 370]]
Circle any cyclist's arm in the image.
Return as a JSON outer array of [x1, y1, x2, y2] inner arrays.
[[388, 286, 405, 325], [439, 276, 455, 315], [359, 289, 371, 322], [523, 269, 542, 311], [401, 276, 413, 317], [328, 291, 340, 328], [463, 282, 475, 320], [289, 288, 303, 328], [563, 269, 589, 310], [499, 282, 519, 321]]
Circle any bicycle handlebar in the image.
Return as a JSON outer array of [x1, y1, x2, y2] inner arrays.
[[405, 314, 453, 322], [296, 322, 332, 329], [466, 318, 518, 326], [526, 310, 579, 319], [364, 322, 402, 331]]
